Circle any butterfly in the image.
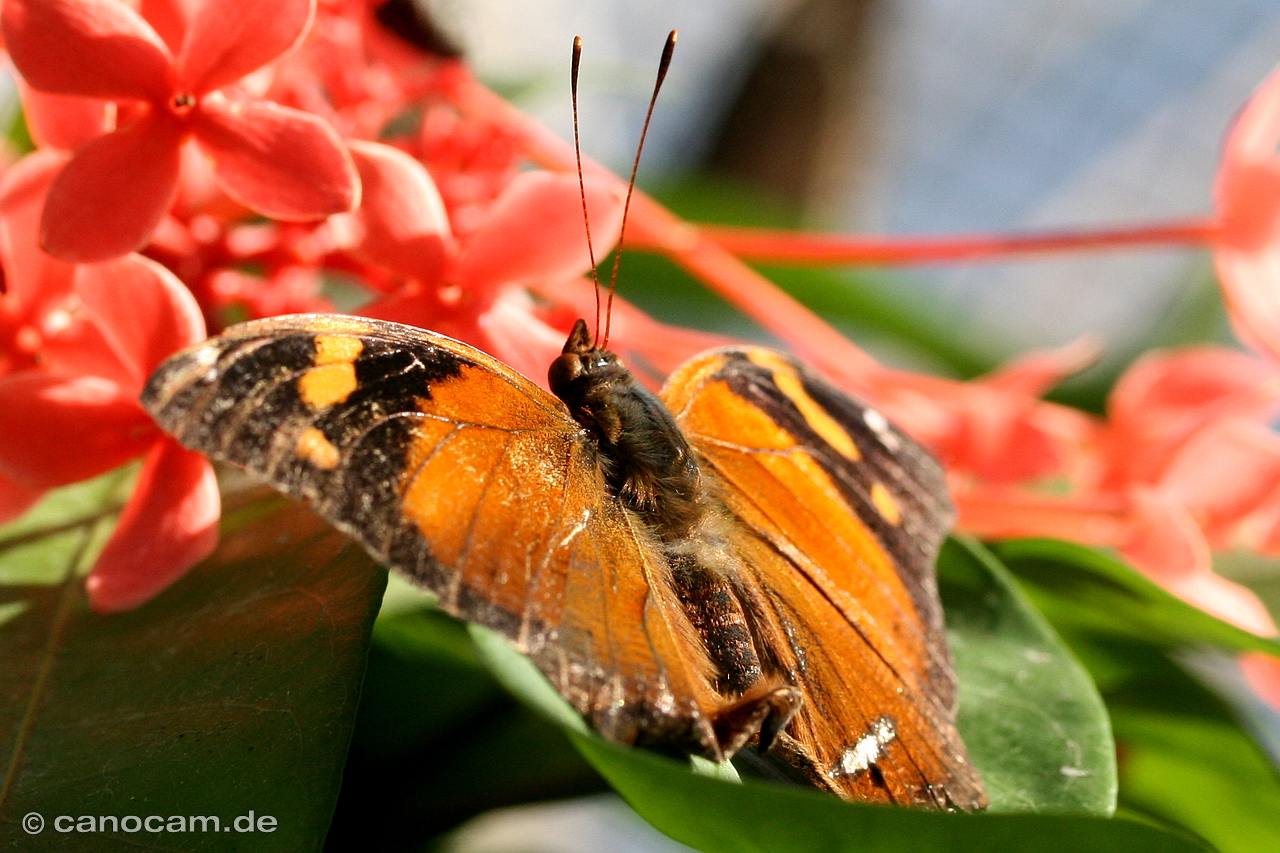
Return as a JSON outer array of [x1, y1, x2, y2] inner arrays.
[[141, 310, 987, 809]]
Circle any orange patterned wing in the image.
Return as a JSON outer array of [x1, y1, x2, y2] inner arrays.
[[142, 314, 723, 757], [661, 347, 987, 809]]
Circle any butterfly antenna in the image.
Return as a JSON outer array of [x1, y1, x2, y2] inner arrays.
[[602, 29, 676, 349], [571, 36, 605, 346]]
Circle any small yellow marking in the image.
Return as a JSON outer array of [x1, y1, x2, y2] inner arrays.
[[298, 335, 363, 409], [746, 351, 860, 460], [296, 427, 340, 470], [314, 334, 364, 365], [299, 362, 357, 408], [870, 481, 901, 525]]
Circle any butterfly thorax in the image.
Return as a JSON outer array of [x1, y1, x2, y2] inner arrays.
[[549, 319, 703, 541]]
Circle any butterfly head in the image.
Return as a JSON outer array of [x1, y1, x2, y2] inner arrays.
[[549, 318, 621, 405]]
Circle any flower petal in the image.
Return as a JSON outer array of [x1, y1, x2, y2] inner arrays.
[[479, 290, 573, 388], [2, 0, 173, 102], [18, 81, 112, 150], [0, 149, 75, 312], [980, 336, 1101, 397], [176, 0, 312, 94], [954, 489, 1128, 544], [139, 0, 194, 55], [867, 369, 1095, 486], [1158, 417, 1280, 540], [1214, 246, 1280, 363], [1240, 653, 1280, 709], [0, 467, 44, 525], [1123, 487, 1212, 582], [1215, 62, 1280, 361], [451, 171, 624, 298], [74, 254, 205, 387], [0, 372, 158, 489], [1116, 488, 1277, 640], [1163, 571, 1277, 638], [192, 95, 359, 220], [1217, 61, 1280, 252], [347, 140, 452, 281], [41, 111, 185, 262], [1104, 347, 1280, 487], [86, 437, 219, 612]]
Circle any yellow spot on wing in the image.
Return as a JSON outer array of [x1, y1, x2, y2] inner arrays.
[[300, 362, 357, 408], [870, 481, 901, 525], [746, 351, 860, 461], [314, 334, 364, 365], [296, 427, 340, 469], [298, 334, 364, 409]]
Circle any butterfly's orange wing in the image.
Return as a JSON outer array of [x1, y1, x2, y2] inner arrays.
[[661, 347, 987, 808], [142, 314, 723, 755]]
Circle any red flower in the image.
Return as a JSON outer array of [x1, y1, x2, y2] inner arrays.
[[1215, 61, 1280, 361], [345, 141, 626, 381], [2, 0, 360, 263], [0, 150, 218, 610]]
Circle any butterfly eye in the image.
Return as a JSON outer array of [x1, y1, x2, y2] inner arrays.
[[548, 351, 585, 394]]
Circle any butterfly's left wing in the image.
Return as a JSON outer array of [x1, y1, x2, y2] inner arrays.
[[141, 314, 729, 760], [662, 348, 987, 809]]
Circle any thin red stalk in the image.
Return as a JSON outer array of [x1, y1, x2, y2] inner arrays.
[[697, 220, 1222, 266], [627, 193, 882, 379]]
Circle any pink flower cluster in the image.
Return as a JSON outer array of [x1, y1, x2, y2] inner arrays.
[[2, 0, 1280, 706]]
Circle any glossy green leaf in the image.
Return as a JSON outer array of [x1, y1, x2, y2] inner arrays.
[[0, 467, 134, 587], [989, 533, 1280, 853], [0, 490, 385, 851], [574, 732, 1207, 853], [1116, 709, 1280, 853], [939, 537, 1116, 815], [990, 538, 1280, 657], [1018, 603, 1280, 853], [329, 604, 604, 845], [473, 625, 1203, 853]]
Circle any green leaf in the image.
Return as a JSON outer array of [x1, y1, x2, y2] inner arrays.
[[350, 607, 504, 760], [0, 467, 135, 586], [0, 490, 385, 851], [990, 538, 1280, 657], [572, 731, 1208, 853], [988, 539, 1280, 853], [473, 633, 1204, 853], [1115, 709, 1280, 853], [939, 537, 1117, 815], [329, 607, 604, 845]]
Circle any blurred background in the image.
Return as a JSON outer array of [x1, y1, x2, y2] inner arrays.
[[425, 0, 1280, 385], [328, 1, 1280, 850]]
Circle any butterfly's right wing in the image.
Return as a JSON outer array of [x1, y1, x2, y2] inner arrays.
[[662, 346, 986, 809], [142, 314, 721, 756]]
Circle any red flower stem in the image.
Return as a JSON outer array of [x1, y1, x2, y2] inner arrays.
[[627, 193, 883, 378], [448, 74, 884, 382], [697, 220, 1222, 266]]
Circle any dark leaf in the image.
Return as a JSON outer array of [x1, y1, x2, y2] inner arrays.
[[0, 485, 385, 851]]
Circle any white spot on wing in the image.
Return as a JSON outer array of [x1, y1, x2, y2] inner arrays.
[[863, 408, 900, 451], [834, 716, 897, 776], [190, 345, 219, 380]]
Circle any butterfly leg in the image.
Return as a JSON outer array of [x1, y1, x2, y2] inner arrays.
[[713, 682, 801, 756]]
